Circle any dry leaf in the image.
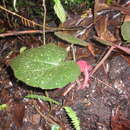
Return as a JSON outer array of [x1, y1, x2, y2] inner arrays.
[[111, 109, 130, 130]]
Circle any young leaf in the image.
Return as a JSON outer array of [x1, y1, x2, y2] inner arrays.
[[10, 44, 80, 89], [121, 21, 130, 42], [55, 32, 89, 46], [64, 106, 80, 130], [25, 94, 60, 105], [53, 0, 67, 23]]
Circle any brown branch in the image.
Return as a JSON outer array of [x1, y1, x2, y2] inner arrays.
[[0, 30, 46, 37], [0, 30, 45, 37]]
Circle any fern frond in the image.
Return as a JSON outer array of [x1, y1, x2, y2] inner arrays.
[[0, 5, 42, 28], [64, 106, 80, 130], [25, 94, 60, 105], [0, 5, 75, 31]]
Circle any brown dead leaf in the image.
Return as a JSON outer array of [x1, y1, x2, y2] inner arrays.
[[88, 43, 96, 56], [12, 103, 25, 127], [94, 0, 109, 13], [124, 15, 130, 22], [111, 109, 130, 130], [95, 15, 117, 42]]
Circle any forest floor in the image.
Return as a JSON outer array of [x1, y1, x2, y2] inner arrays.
[[0, 1, 130, 130]]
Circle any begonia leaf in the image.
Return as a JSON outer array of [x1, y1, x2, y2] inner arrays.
[[10, 44, 80, 89]]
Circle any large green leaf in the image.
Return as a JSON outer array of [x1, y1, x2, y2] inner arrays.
[[10, 44, 80, 89], [121, 21, 130, 42]]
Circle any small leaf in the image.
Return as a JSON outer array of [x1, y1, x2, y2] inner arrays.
[[94, 36, 112, 46], [53, 0, 66, 23], [10, 44, 80, 89], [55, 32, 89, 46], [20, 46, 27, 54], [25, 94, 60, 105], [0, 104, 7, 110], [51, 124, 60, 130], [121, 21, 130, 42]]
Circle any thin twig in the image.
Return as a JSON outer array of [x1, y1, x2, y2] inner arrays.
[[35, 105, 58, 125], [90, 46, 115, 76], [2, 0, 11, 26], [0, 30, 44, 37], [90, 75, 112, 88], [42, 0, 46, 45]]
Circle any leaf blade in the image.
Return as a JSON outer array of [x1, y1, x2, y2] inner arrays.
[[10, 44, 80, 89], [121, 21, 130, 42], [25, 94, 60, 105], [55, 31, 89, 46], [53, 0, 66, 23]]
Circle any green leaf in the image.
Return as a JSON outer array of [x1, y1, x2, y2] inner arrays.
[[51, 124, 60, 130], [20, 46, 27, 54], [53, 0, 66, 23], [64, 106, 80, 130], [0, 104, 7, 110], [10, 44, 80, 89], [94, 36, 112, 46], [106, 0, 113, 5], [25, 94, 60, 105], [121, 21, 130, 42], [55, 32, 89, 46]]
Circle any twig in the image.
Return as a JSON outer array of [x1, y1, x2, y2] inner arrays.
[[0, 30, 45, 37], [62, 82, 77, 96], [35, 105, 58, 125], [2, 0, 11, 27], [42, 0, 46, 45], [90, 75, 112, 88], [90, 46, 115, 76]]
